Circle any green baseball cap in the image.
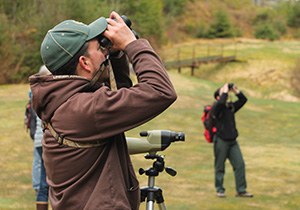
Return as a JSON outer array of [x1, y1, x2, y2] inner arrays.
[[41, 17, 107, 73]]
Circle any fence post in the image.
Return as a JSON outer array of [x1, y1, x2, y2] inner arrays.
[[207, 45, 210, 58], [221, 44, 224, 57], [177, 47, 181, 73], [234, 42, 237, 57], [191, 46, 195, 76]]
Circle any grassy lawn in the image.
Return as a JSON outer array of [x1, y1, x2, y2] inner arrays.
[[0, 40, 299, 209], [129, 72, 300, 210]]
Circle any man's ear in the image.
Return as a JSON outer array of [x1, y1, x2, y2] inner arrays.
[[78, 55, 91, 72]]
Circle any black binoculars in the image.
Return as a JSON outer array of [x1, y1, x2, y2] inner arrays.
[[98, 15, 139, 48], [228, 83, 234, 89]]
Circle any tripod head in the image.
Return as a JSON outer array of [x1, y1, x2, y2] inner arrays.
[[130, 130, 184, 209], [139, 153, 177, 209], [139, 153, 177, 177]]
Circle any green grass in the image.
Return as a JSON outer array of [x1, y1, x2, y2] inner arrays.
[[0, 84, 35, 210], [127, 72, 300, 210], [0, 40, 300, 209]]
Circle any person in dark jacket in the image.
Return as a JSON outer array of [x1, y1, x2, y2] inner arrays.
[[210, 83, 253, 198], [29, 12, 176, 210]]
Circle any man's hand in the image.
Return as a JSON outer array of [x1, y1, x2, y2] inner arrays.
[[231, 85, 240, 94], [103, 11, 137, 52], [218, 83, 228, 98], [223, 83, 229, 94]]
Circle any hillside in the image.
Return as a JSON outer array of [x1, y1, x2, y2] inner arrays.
[[165, 0, 300, 42], [1, 0, 300, 84], [159, 38, 300, 102]]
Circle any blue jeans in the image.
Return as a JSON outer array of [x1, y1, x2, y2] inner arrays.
[[32, 147, 41, 190], [36, 147, 49, 202]]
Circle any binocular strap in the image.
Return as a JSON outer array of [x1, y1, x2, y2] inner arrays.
[[108, 59, 117, 91], [43, 122, 109, 148], [81, 59, 109, 92]]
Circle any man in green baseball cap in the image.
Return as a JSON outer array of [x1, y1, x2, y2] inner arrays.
[[41, 17, 107, 73], [40, 12, 133, 85], [29, 11, 177, 210]]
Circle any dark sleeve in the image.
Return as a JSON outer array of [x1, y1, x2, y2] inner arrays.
[[233, 91, 247, 113], [29, 106, 37, 140], [211, 92, 228, 118], [110, 52, 133, 89]]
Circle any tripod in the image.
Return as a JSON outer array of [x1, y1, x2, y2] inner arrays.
[[139, 152, 177, 210]]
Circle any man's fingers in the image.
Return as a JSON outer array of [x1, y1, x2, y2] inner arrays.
[[109, 11, 124, 24], [106, 18, 116, 26]]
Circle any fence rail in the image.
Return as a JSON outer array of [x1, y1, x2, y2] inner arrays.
[[161, 43, 238, 75]]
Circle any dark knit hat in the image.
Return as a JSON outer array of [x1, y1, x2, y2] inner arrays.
[[214, 88, 220, 100]]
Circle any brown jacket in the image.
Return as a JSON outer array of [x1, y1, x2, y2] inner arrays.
[[29, 39, 177, 210]]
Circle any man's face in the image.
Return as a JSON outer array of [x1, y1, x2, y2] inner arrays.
[[86, 38, 109, 82]]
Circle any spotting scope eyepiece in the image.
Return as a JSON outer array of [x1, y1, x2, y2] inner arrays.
[[126, 130, 185, 155]]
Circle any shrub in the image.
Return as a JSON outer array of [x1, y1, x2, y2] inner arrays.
[[273, 20, 287, 35], [253, 10, 271, 24], [287, 3, 300, 27], [195, 25, 208, 38], [206, 11, 234, 38], [232, 27, 243, 37], [254, 24, 279, 41], [252, 8, 287, 39], [293, 28, 300, 39]]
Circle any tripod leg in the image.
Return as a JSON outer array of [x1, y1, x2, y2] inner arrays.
[[156, 188, 166, 210], [146, 189, 156, 210], [158, 202, 167, 210], [146, 200, 155, 210]]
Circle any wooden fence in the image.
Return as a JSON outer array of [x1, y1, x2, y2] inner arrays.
[[162, 43, 238, 76]]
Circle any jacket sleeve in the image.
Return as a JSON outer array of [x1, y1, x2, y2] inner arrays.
[[233, 91, 247, 113], [211, 92, 228, 118], [110, 52, 132, 89], [29, 106, 37, 140]]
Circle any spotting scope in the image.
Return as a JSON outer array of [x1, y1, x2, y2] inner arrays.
[[126, 130, 185, 155]]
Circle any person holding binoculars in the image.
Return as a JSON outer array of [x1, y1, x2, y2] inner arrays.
[[210, 83, 253, 198], [29, 12, 177, 210]]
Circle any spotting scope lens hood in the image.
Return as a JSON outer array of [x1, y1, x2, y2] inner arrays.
[[142, 130, 185, 151], [126, 130, 185, 155]]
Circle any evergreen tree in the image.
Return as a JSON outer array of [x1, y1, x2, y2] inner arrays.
[[287, 3, 300, 27], [120, 0, 164, 47], [207, 11, 233, 38]]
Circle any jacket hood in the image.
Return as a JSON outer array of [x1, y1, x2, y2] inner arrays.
[[29, 74, 99, 122]]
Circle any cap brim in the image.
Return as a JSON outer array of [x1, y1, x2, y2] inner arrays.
[[87, 17, 107, 40]]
